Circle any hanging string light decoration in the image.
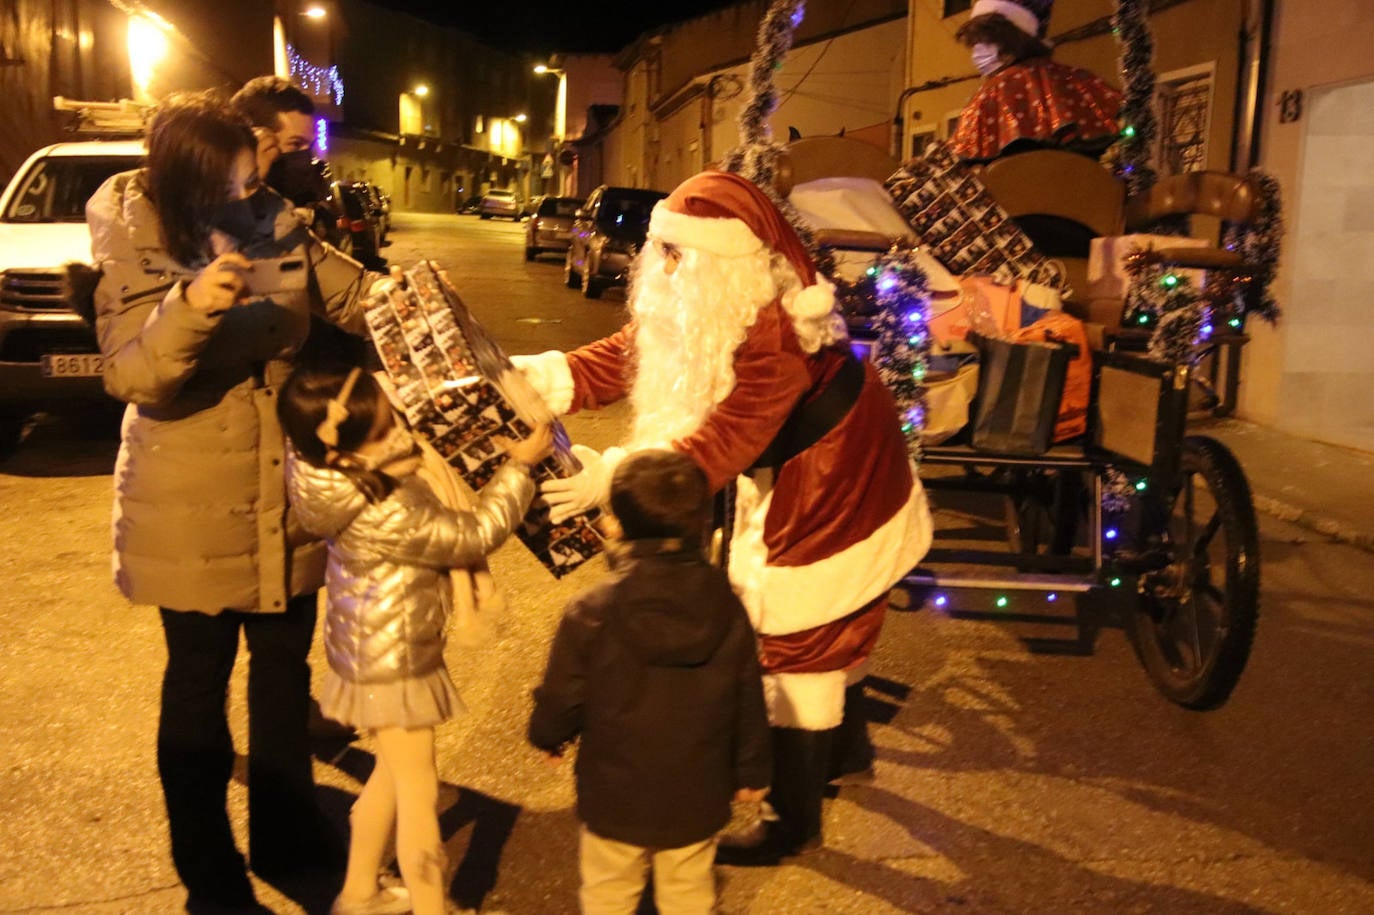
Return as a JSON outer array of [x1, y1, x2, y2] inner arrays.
[[1111, 0, 1157, 197], [1220, 170, 1285, 325], [288, 44, 344, 107], [869, 246, 932, 460]]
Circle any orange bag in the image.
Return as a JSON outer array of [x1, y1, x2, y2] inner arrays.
[[1011, 310, 1090, 441]]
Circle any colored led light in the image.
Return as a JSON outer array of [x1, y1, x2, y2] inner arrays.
[[934, 594, 948, 608], [1135, 480, 1147, 491], [1110, 577, 1122, 587], [1046, 593, 1058, 602], [995, 596, 1008, 608], [1105, 528, 1118, 540]]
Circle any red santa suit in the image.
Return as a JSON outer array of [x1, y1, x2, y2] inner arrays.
[[528, 171, 932, 731]]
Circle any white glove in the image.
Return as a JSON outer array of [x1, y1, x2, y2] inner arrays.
[[540, 444, 620, 524], [509, 351, 574, 416]]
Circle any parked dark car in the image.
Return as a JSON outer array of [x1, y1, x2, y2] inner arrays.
[[314, 178, 386, 271], [564, 185, 668, 298], [525, 195, 584, 261], [353, 180, 392, 244]]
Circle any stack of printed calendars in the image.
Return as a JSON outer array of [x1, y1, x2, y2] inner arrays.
[[361, 259, 602, 577]]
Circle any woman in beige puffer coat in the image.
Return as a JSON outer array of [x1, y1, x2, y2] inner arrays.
[[86, 91, 384, 908]]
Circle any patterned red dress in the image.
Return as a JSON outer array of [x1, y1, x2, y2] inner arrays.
[[952, 57, 1122, 161]]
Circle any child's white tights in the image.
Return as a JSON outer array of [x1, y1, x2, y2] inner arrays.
[[339, 725, 447, 915]]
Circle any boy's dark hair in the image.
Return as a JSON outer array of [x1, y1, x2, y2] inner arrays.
[[278, 364, 398, 503], [143, 90, 255, 266], [232, 76, 315, 129], [609, 450, 710, 542]]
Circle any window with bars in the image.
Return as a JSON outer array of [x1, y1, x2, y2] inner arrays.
[[1156, 72, 1213, 176]]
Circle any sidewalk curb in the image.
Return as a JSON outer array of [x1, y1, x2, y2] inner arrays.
[[1251, 492, 1374, 553]]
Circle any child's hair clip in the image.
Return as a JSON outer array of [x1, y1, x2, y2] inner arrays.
[[316, 366, 363, 448]]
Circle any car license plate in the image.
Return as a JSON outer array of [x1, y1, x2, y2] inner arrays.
[[41, 353, 103, 378]]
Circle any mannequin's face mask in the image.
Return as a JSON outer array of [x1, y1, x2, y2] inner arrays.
[[971, 42, 1004, 76], [267, 149, 327, 205]]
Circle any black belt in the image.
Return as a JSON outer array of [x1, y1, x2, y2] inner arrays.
[[752, 353, 867, 471]]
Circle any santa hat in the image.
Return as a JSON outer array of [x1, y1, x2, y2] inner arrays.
[[969, 0, 1053, 39], [648, 170, 836, 320]]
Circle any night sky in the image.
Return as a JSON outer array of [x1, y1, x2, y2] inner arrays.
[[366, 0, 741, 54]]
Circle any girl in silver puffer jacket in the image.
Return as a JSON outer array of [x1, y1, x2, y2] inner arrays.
[[279, 363, 552, 915]]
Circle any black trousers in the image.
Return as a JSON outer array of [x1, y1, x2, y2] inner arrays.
[[157, 593, 329, 899]]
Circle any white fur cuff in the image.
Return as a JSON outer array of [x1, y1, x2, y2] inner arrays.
[[510, 350, 575, 416], [649, 203, 764, 258]]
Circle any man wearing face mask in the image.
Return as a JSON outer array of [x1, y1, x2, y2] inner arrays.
[[231, 76, 329, 209], [951, 0, 1121, 163]]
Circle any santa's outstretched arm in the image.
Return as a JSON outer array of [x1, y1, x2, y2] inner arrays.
[[668, 310, 811, 493], [510, 324, 636, 417]]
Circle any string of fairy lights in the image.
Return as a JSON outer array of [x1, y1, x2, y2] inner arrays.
[[287, 43, 343, 107]]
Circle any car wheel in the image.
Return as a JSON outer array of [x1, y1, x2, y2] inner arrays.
[[564, 250, 580, 289], [581, 256, 604, 299]]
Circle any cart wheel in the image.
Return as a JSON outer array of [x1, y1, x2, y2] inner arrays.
[[1130, 435, 1260, 709]]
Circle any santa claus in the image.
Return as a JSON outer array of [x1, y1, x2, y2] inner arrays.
[[516, 169, 931, 862]]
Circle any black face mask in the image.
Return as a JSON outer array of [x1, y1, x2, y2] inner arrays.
[[267, 149, 327, 205], [210, 188, 270, 243]]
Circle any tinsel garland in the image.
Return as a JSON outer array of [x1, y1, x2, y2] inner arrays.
[[1121, 246, 1212, 363], [722, 0, 835, 276], [1220, 169, 1284, 324], [869, 247, 933, 460], [1111, 0, 1158, 197]]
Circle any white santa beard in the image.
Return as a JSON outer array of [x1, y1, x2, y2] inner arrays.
[[627, 243, 778, 448]]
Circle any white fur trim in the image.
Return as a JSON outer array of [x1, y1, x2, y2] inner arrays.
[[729, 464, 933, 636], [763, 669, 848, 729], [510, 350, 574, 416], [786, 278, 836, 321], [970, 0, 1041, 37], [649, 203, 764, 258]]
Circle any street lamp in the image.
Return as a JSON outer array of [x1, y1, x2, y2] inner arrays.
[[533, 63, 567, 143], [303, 5, 327, 19], [412, 84, 429, 97]]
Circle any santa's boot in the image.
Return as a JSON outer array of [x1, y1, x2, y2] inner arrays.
[[716, 726, 833, 867], [828, 682, 876, 785]]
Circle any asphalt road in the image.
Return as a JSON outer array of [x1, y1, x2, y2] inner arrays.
[[1, 212, 1370, 914]]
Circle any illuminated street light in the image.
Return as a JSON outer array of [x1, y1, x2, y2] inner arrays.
[[412, 84, 429, 97], [128, 14, 169, 99], [533, 62, 567, 144], [303, 5, 327, 18], [513, 113, 527, 123]]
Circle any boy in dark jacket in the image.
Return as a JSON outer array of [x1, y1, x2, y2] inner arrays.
[[529, 450, 771, 914]]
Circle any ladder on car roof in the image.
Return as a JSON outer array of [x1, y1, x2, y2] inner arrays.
[[52, 97, 152, 137]]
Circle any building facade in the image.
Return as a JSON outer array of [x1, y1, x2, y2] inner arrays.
[[1247, 0, 1374, 451], [599, 0, 908, 193]]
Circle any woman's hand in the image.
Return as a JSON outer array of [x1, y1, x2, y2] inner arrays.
[[507, 423, 555, 468], [184, 252, 251, 314]]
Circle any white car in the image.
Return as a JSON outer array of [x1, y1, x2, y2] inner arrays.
[[0, 138, 145, 453]]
